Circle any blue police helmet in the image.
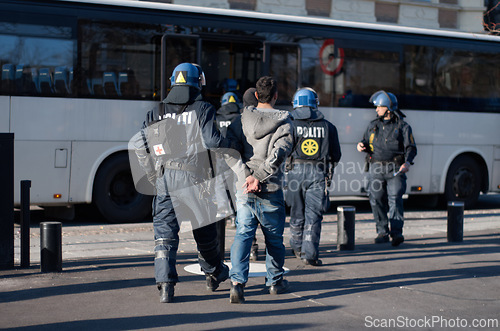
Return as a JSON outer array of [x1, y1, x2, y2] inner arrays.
[[223, 78, 238, 92], [221, 92, 239, 106], [369, 90, 398, 112], [292, 87, 319, 109], [170, 63, 206, 89]]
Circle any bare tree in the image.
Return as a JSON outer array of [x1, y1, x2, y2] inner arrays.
[[484, 0, 500, 34]]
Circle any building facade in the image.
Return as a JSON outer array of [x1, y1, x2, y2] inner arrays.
[[145, 0, 498, 34]]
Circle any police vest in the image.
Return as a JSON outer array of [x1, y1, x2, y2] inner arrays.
[[366, 118, 405, 162], [292, 119, 329, 161], [145, 103, 189, 161]]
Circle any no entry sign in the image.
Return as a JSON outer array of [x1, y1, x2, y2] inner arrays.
[[319, 39, 344, 76]]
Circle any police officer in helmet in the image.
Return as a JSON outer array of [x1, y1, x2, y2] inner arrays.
[[214, 92, 241, 220], [217, 92, 241, 137], [133, 63, 237, 303], [357, 90, 417, 246], [286, 87, 341, 266]]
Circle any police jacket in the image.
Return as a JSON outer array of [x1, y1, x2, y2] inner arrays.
[[216, 102, 241, 137], [289, 107, 342, 170], [136, 86, 238, 182], [361, 115, 417, 165]]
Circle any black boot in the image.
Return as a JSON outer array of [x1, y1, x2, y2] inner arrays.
[[158, 282, 175, 303], [229, 283, 245, 303], [206, 263, 229, 292]]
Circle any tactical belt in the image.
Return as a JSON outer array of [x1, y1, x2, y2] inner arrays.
[[161, 160, 198, 173], [293, 159, 325, 164], [370, 159, 393, 164], [370, 154, 405, 166], [293, 159, 327, 171]]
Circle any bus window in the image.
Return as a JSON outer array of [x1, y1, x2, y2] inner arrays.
[[404, 46, 434, 97], [340, 46, 401, 108], [161, 34, 200, 100], [79, 20, 162, 100], [201, 39, 262, 107], [0, 20, 74, 96], [264, 42, 300, 107], [300, 38, 336, 107], [435, 49, 500, 112]]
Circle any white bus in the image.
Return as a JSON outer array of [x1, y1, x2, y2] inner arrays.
[[2, 0, 499, 222]]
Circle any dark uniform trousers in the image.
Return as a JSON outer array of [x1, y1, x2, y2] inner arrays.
[[153, 169, 221, 284], [287, 162, 326, 261], [368, 162, 406, 237]]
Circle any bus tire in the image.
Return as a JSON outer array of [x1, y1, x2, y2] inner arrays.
[[444, 155, 481, 209], [93, 153, 152, 223]]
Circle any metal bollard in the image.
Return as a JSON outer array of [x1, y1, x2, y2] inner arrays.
[[20, 180, 31, 268], [337, 206, 355, 250], [216, 219, 226, 261], [40, 222, 62, 272], [447, 201, 464, 242], [0, 133, 15, 270]]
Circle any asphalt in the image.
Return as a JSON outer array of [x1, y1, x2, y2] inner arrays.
[[1, 195, 500, 330]]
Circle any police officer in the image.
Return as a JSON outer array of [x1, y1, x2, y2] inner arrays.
[[134, 63, 236, 303], [357, 90, 417, 246], [216, 92, 241, 140], [286, 87, 341, 266], [215, 92, 241, 220]]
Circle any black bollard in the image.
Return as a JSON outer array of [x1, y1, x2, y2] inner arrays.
[[447, 201, 464, 242], [216, 219, 226, 261], [20, 180, 31, 268], [0, 133, 14, 270], [40, 222, 62, 272], [337, 206, 355, 251]]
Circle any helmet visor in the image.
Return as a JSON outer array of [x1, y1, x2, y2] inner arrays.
[[199, 71, 206, 87]]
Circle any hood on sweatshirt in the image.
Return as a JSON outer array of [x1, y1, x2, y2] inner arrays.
[[241, 106, 291, 140]]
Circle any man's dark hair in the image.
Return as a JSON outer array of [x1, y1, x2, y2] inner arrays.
[[255, 76, 277, 104]]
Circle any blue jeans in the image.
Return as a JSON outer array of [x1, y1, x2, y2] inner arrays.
[[229, 190, 286, 286], [368, 162, 407, 237]]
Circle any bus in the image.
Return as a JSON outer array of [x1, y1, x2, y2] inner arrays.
[[1, 0, 499, 223]]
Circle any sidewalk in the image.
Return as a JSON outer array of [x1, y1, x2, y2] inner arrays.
[[1, 198, 500, 330]]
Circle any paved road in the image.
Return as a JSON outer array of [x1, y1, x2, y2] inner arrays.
[[1, 194, 499, 330], [11, 193, 500, 264]]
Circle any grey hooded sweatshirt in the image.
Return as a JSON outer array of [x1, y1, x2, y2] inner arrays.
[[227, 105, 294, 193]]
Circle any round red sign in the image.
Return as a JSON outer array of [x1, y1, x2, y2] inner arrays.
[[319, 39, 344, 76]]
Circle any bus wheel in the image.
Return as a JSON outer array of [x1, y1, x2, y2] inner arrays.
[[93, 153, 152, 223], [444, 155, 481, 209]]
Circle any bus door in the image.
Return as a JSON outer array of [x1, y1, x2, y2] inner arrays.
[[264, 42, 301, 108], [200, 37, 263, 107], [160, 34, 201, 100]]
